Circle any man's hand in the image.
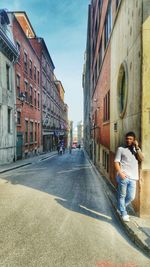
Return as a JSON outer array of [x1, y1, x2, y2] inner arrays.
[[133, 140, 139, 149], [119, 172, 127, 180], [114, 162, 127, 179]]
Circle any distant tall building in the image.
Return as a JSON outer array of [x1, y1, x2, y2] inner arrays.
[[68, 121, 73, 147], [54, 79, 69, 147], [77, 121, 83, 145], [0, 10, 19, 164]]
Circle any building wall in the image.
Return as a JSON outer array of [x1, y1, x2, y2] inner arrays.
[[110, 0, 143, 212], [140, 1, 150, 216], [0, 53, 16, 164], [30, 38, 63, 152], [84, 0, 150, 216], [90, 0, 111, 168], [0, 11, 18, 164], [83, 5, 92, 157], [12, 15, 42, 158]]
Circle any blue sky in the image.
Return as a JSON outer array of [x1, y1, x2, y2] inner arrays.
[[0, 0, 90, 126]]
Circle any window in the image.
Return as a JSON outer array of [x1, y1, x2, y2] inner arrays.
[[38, 93, 40, 109], [25, 120, 28, 143], [24, 52, 28, 72], [8, 108, 11, 133], [17, 111, 21, 125], [37, 70, 40, 85], [35, 122, 37, 142], [29, 60, 32, 78], [104, 0, 112, 49], [95, 18, 98, 37], [98, 41, 102, 70], [34, 66, 36, 82], [95, 61, 98, 83], [99, 0, 102, 10], [103, 90, 110, 122], [16, 75, 20, 97], [24, 81, 28, 102], [30, 85, 33, 104], [30, 121, 33, 142], [117, 62, 128, 118], [16, 42, 20, 61], [95, 109, 98, 126], [120, 71, 126, 113], [6, 64, 10, 90], [34, 90, 36, 107], [42, 72, 46, 89], [38, 123, 40, 146]]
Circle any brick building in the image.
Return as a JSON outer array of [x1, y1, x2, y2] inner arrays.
[[83, 0, 150, 217], [84, 0, 112, 172], [10, 12, 42, 159], [30, 37, 57, 152]]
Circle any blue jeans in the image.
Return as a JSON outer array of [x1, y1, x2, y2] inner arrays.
[[116, 176, 136, 216]]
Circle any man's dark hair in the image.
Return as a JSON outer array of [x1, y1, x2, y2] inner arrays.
[[125, 131, 136, 139]]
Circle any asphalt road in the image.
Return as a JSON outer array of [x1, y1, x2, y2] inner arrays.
[[0, 149, 149, 267]]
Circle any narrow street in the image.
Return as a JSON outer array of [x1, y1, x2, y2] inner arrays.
[[0, 150, 149, 267]]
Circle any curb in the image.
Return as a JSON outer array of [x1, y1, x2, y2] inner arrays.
[[84, 150, 150, 258], [107, 192, 150, 258], [0, 162, 32, 174], [0, 152, 57, 174]]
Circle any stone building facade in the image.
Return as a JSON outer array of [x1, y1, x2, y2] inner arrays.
[[54, 80, 68, 147], [0, 10, 19, 164], [83, 5, 92, 158], [84, 0, 150, 217]]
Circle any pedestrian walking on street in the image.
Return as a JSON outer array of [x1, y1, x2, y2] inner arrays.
[[59, 145, 63, 155], [57, 144, 60, 155], [114, 132, 144, 222]]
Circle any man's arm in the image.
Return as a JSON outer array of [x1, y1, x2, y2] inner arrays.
[[134, 140, 144, 162], [135, 148, 144, 162], [114, 162, 127, 179]]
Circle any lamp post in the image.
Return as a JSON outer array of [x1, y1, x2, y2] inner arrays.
[[16, 92, 26, 107], [14, 92, 25, 161]]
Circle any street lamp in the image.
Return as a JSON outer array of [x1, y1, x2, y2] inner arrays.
[[15, 92, 26, 107], [14, 92, 25, 162]]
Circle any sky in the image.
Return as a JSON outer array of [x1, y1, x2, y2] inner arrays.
[[0, 0, 90, 127]]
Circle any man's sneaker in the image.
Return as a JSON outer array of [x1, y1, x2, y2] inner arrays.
[[122, 215, 130, 222], [117, 209, 121, 216]]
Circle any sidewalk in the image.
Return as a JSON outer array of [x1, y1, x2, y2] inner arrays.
[[0, 151, 57, 174], [86, 152, 150, 258]]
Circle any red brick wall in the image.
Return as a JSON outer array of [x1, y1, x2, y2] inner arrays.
[[93, 46, 111, 149], [91, 0, 111, 150], [12, 16, 42, 155]]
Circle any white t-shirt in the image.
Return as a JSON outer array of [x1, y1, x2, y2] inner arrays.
[[114, 146, 139, 180]]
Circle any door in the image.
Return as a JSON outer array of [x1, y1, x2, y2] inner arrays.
[[16, 132, 23, 159]]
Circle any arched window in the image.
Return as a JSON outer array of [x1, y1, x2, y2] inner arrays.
[[117, 62, 128, 118]]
